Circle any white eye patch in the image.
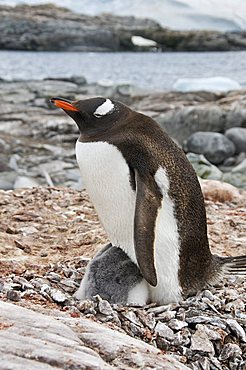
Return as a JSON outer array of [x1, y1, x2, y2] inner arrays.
[[93, 99, 114, 118]]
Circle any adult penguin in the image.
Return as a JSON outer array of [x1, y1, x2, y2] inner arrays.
[[51, 97, 245, 304]]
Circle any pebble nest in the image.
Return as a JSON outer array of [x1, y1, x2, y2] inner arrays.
[[0, 187, 245, 370]]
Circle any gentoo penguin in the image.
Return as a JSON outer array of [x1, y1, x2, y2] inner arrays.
[[51, 96, 246, 304], [74, 243, 149, 305]]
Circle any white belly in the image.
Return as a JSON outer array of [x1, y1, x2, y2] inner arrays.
[[76, 140, 137, 263], [76, 140, 181, 304]]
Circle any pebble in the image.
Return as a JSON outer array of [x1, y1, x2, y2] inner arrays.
[[226, 319, 246, 342], [155, 322, 175, 340], [156, 310, 176, 321], [190, 326, 215, 355], [98, 299, 114, 316], [0, 259, 245, 370], [168, 319, 188, 331], [49, 288, 67, 303], [219, 343, 242, 361], [7, 290, 21, 302]]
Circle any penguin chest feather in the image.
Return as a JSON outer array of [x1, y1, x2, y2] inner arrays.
[[76, 140, 137, 263]]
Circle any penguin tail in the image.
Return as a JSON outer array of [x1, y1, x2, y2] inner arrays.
[[219, 255, 246, 276]]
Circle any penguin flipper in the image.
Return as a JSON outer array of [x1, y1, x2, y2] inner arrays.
[[134, 170, 162, 287]]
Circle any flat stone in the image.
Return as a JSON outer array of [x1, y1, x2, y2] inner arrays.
[[0, 301, 111, 369], [190, 326, 215, 355], [155, 322, 175, 340], [0, 302, 189, 370]]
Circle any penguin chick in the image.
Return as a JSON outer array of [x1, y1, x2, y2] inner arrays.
[[74, 243, 149, 305], [51, 96, 246, 304]]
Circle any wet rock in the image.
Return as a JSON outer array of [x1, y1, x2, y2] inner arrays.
[[186, 132, 236, 164], [225, 127, 246, 154]]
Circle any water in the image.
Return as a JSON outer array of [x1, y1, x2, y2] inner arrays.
[[0, 50, 246, 91]]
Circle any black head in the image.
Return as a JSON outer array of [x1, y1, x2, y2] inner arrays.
[[50, 96, 129, 139]]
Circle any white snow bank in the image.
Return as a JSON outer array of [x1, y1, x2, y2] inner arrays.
[[131, 36, 157, 47], [173, 77, 242, 92]]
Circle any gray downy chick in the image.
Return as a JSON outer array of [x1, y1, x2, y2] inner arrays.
[[74, 243, 149, 305]]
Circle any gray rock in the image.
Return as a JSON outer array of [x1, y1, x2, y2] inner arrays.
[[0, 137, 10, 151], [219, 343, 242, 361], [0, 171, 18, 190], [186, 153, 222, 180], [157, 106, 225, 144], [186, 132, 236, 164], [6, 290, 21, 302], [222, 158, 246, 188], [168, 319, 188, 331], [14, 176, 40, 189], [225, 127, 246, 154], [0, 301, 112, 369], [232, 157, 246, 174], [0, 300, 190, 369], [190, 326, 215, 355], [226, 319, 246, 342], [155, 322, 175, 340], [98, 299, 114, 316], [225, 106, 246, 130]]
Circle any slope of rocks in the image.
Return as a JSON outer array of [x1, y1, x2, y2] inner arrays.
[[0, 4, 246, 51], [0, 77, 246, 190], [0, 185, 245, 369]]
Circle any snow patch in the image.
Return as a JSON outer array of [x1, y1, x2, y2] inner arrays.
[[173, 77, 242, 92]]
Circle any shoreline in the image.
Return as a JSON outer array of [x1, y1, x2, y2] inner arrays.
[[0, 76, 245, 190], [1, 4, 246, 52]]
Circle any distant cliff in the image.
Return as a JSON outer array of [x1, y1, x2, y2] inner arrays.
[[0, 4, 246, 52]]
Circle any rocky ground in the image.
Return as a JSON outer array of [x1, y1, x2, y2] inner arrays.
[[0, 186, 245, 369], [0, 4, 246, 52], [0, 76, 245, 369], [0, 77, 245, 190]]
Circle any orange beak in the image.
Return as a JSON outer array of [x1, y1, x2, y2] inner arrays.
[[50, 97, 79, 112]]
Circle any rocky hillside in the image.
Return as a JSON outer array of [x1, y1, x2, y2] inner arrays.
[[0, 75, 245, 369], [0, 185, 245, 369], [0, 4, 246, 51], [0, 77, 245, 190], [4, 0, 246, 31]]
